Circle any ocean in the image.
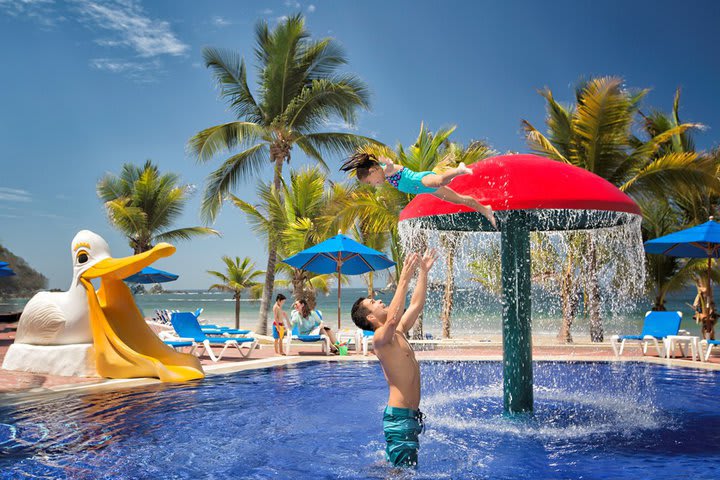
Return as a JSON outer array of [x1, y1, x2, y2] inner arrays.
[[0, 286, 703, 338]]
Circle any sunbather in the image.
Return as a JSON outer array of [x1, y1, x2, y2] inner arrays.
[[290, 299, 339, 353]]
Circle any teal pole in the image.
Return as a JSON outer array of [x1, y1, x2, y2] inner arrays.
[[500, 211, 533, 413]]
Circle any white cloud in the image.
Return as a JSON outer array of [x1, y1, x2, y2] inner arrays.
[[211, 15, 230, 27], [0, 187, 31, 203], [284, 0, 301, 8], [90, 58, 161, 82], [307, 4, 316, 13], [0, 0, 64, 27], [259, 8, 273, 15], [74, 0, 188, 57], [275, 15, 288, 23]]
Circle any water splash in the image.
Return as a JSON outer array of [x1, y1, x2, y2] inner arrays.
[[398, 210, 646, 337]]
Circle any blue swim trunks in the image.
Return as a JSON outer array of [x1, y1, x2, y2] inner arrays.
[[386, 168, 437, 195], [383, 406, 425, 467]]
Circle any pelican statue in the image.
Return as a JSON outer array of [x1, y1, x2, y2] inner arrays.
[[4, 230, 204, 382]]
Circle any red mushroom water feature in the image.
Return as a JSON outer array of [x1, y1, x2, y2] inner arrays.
[[398, 154, 641, 414]]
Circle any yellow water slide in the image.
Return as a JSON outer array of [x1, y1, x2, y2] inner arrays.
[[80, 244, 205, 382]]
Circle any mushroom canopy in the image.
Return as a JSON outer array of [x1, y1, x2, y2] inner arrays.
[[398, 154, 641, 232]]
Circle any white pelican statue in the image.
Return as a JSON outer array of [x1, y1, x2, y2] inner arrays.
[[3, 230, 204, 382]]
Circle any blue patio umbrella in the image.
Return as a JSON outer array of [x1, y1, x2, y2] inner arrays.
[[124, 266, 178, 284], [0, 266, 15, 278], [282, 234, 395, 329], [645, 217, 720, 330], [0, 262, 8, 268]]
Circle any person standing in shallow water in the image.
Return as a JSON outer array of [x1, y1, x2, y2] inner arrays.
[[350, 249, 438, 468]]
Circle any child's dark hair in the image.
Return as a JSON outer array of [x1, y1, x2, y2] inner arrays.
[[340, 152, 380, 181], [276, 293, 286, 303], [351, 297, 376, 331]]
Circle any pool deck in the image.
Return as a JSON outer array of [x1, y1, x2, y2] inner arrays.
[[2, 322, 719, 402]]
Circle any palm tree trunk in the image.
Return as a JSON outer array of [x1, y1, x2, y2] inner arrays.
[[411, 231, 428, 340], [558, 259, 577, 343], [235, 294, 241, 330], [440, 234, 458, 339], [291, 269, 304, 303], [256, 155, 285, 335], [586, 237, 603, 342]]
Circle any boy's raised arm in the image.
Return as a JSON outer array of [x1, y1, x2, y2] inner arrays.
[[399, 250, 438, 334], [374, 253, 419, 346]]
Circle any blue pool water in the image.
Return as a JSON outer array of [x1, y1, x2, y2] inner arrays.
[[1, 361, 719, 479]]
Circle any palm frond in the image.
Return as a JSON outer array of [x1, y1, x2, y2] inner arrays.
[[188, 122, 267, 163], [522, 120, 569, 162], [200, 143, 270, 222], [202, 47, 264, 123], [155, 227, 221, 244]]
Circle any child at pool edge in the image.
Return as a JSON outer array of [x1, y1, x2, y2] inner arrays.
[[340, 152, 496, 229], [272, 294, 288, 355], [350, 249, 438, 468]]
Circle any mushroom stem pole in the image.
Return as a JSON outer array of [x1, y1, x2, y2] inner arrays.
[[501, 211, 534, 413]]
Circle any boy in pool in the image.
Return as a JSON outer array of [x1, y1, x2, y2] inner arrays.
[[350, 249, 438, 468], [340, 152, 496, 229], [272, 294, 288, 355]]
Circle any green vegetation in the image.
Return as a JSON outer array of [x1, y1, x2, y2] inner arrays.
[[232, 167, 346, 309], [523, 78, 720, 341], [0, 244, 47, 299], [190, 14, 374, 334], [97, 160, 219, 254], [207, 256, 264, 329], [342, 123, 494, 338]]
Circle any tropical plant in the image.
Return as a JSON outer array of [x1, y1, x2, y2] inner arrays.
[[97, 160, 219, 254], [522, 77, 718, 342], [207, 256, 264, 329], [231, 167, 346, 309], [343, 124, 495, 338], [188, 14, 374, 335]]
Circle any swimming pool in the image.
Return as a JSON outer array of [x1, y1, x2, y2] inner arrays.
[[1, 361, 719, 479]]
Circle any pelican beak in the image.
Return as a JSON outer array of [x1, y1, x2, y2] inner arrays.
[[81, 243, 176, 281]]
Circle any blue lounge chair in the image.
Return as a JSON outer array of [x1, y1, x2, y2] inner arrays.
[[171, 312, 259, 362], [611, 311, 682, 357], [200, 324, 251, 336], [163, 340, 196, 352], [285, 310, 332, 356]]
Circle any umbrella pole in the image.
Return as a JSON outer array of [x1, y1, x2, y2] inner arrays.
[[337, 252, 342, 330]]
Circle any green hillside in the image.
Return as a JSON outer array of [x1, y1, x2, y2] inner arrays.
[[0, 244, 47, 298]]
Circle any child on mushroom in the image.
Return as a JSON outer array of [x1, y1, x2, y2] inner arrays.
[[340, 153, 496, 228]]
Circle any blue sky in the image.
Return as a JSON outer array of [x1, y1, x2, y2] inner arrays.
[[0, 0, 719, 290]]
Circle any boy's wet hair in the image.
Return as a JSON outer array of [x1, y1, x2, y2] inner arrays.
[[276, 293, 286, 302], [340, 152, 380, 181], [351, 297, 376, 331]]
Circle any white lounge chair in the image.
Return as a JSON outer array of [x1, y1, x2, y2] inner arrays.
[[354, 329, 374, 356], [701, 339, 720, 361]]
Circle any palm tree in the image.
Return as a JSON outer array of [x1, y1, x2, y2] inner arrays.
[[188, 15, 374, 335], [522, 77, 718, 342], [342, 124, 494, 338], [207, 256, 264, 329], [232, 167, 345, 309], [435, 141, 495, 338], [97, 160, 219, 253]]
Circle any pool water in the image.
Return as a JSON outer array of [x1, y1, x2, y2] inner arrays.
[[1, 361, 719, 479]]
